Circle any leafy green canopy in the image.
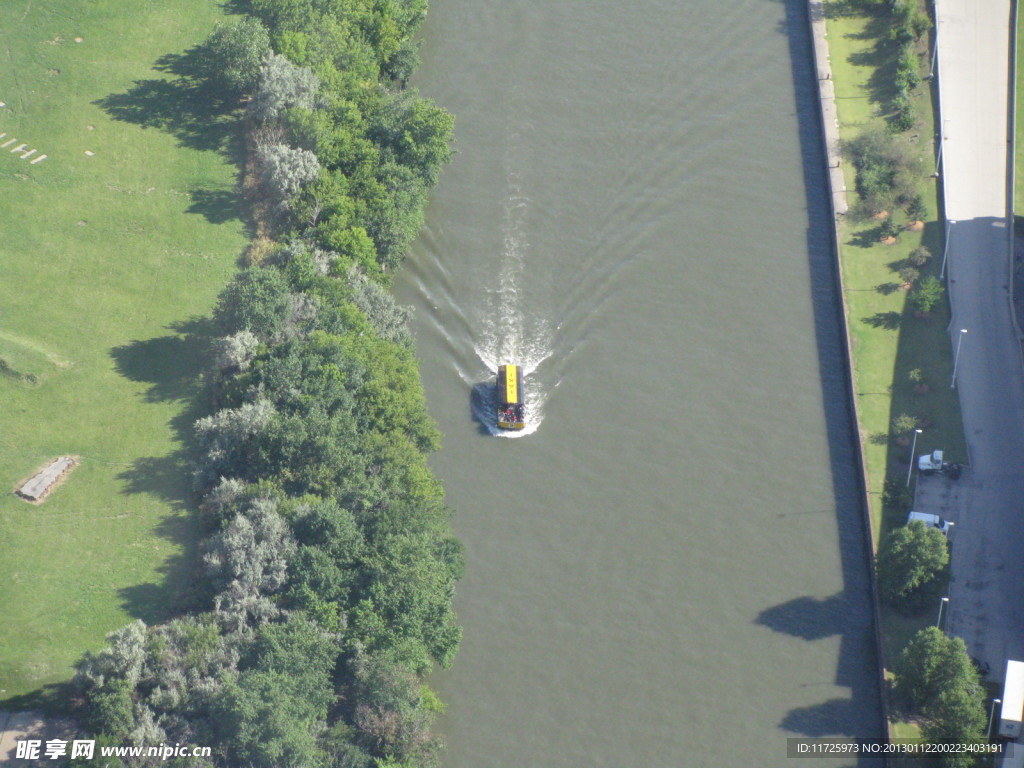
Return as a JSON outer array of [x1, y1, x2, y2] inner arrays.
[[876, 520, 948, 609], [76, 1, 459, 766]]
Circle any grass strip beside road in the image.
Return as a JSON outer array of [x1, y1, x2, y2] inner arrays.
[[823, 0, 967, 740], [0, 0, 247, 705]]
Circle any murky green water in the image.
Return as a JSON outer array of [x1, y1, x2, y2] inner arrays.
[[396, 1, 883, 765]]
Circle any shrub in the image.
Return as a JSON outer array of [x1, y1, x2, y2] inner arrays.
[[912, 275, 945, 313], [892, 412, 919, 435], [842, 127, 922, 214], [908, 245, 932, 266], [891, 0, 931, 44], [891, 91, 916, 132], [884, 477, 914, 514], [898, 266, 920, 285], [895, 43, 921, 92], [906, 194, 928, 222]]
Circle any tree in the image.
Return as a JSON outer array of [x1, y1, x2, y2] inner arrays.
[[211, 330, 261, 374], [85, 678, 136, 741], [214, 265, 294, 340], [194, 399, 277, 486], [876, 521, 948, 607], [921, 686, 986, 767], [215, 670, 328, 768], [358, 161, 428, 270], [249, 53, 321, 123], [349, 647, 442, 765], [203, 18, 271, 95], [913, 275, 945, 313], [893, 628, 980, 709], [347, 266, 413, 346], [204, 499, 297, 630], [258, 144, 321, 210], [371, 94, 454, 185]]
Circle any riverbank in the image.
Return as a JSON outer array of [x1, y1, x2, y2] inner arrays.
[[807, 0, 968, 744]]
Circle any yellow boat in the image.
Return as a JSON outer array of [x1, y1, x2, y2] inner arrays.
[[496, 364, 526, 430]]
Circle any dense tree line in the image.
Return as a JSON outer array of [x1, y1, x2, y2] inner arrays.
[[74, 3, 459, 766]]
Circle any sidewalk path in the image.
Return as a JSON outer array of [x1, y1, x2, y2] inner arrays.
[[936, 0, 1024, 680]]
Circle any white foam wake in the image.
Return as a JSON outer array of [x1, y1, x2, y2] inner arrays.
[[471, 139, 551, 437]]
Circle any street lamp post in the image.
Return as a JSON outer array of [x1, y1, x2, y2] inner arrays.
[[906, 429, 923, 487], [940, 219, 956, 280], [988, 698, 1002, 739], [933, 136, 943, 177], [936, 596, 949, 628], [950, 329, 968, 389]]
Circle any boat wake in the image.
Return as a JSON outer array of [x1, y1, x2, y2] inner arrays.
[[469, 147, 551, 437]]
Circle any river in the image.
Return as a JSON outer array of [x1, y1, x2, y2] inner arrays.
[[394, 1, 884, 765]]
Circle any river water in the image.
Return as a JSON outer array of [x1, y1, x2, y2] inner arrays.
[[395, 1, 884, 765]]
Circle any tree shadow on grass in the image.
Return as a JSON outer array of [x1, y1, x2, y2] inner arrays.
[[94, 45, 250, 227], [94, 76, 238, 156], [0, 682, 76, 716], [848, 228, 884, 249], [110, 316, 223, 624], [111, 335, 204, 404], [845, 10, 903, 121], [823, 0, 875, 19], [117, 508, 214, 622], [863, 311, 902, 330], [188, 188, 246, 224]]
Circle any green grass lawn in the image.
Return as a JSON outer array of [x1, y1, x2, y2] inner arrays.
[[824, 3, 966, 542], [0, 0, 247, 706], [824, 0, 968, 733]]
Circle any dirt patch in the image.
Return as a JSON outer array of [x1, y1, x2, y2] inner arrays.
[[0, 710, 77, 763]]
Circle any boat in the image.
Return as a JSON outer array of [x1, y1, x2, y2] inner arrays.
[[496, 364, 526, 430]]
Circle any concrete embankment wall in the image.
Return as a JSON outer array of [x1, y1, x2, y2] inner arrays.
[[804, 0, 893, 746]]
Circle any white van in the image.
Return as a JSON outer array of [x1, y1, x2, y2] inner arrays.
[[907, 511, 952, 535]]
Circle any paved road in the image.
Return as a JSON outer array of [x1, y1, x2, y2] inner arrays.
[[935, 0, 1024, 680]]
